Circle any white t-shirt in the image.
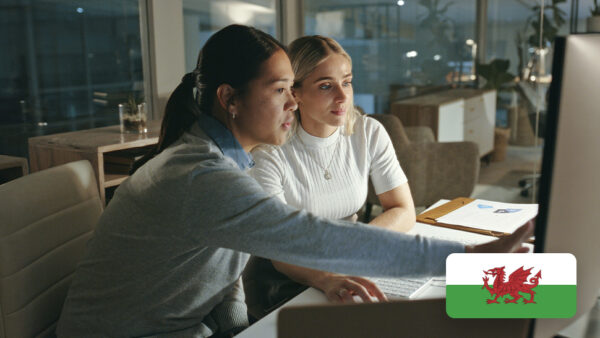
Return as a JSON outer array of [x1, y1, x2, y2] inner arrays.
[[250, 115, 408, 220]]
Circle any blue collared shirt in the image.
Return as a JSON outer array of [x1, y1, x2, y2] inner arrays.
[[197, 113, 254, 170]]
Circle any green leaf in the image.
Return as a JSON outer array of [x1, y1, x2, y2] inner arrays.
[[476, 59, 516, 91]]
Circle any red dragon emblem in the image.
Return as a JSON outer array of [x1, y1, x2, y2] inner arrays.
[[482, 266, 542, 304]]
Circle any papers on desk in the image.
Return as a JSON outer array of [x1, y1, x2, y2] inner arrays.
[[418, 197, 538, 237], [436, 199, 538, 233]]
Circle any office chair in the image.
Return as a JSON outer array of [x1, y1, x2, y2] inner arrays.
[[0, 160, 103, 338], [363, 114, 480, 220]]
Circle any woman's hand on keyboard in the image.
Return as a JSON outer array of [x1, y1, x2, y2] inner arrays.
[[317, 274, 388, 303], [466, 220, 534, 254]]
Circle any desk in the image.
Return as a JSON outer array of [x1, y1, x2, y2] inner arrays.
[[237, 213, 499, 338], [28, 120, 160, 204], [0, 155, 29, 184], [0, 154, 29, 184]]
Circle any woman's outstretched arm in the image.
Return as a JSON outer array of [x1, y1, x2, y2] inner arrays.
[[369, 183, 415, 233]]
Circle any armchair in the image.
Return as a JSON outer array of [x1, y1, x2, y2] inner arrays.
[[0, 160, 103, 337], [366, 114, 479, 216]]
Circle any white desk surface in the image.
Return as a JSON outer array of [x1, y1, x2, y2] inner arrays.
[[236, 266, 454, 338], [236, 200, 523, 338]]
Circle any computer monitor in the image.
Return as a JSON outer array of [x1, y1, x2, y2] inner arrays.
[[532, 33, 600, 337]]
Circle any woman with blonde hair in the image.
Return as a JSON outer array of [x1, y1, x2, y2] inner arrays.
[[245, 35, 422, 316]]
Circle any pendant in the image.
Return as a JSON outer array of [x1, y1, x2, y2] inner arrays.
[[324, 170, 332, 180]]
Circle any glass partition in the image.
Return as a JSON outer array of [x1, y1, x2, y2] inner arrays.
[[302, 0, 585, 205], [182, 0, 277, 72], [486, 0, 571, 203], [303, 0, 476, 115], [576, 0, 600, 33]]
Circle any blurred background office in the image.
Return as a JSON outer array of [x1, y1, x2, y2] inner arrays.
[[1, 0, 598, 205]]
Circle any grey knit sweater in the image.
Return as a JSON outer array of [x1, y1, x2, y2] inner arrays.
[[56, 114, 464, 337]]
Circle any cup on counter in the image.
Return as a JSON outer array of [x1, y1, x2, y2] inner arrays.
[[119, 102, 147, 134]]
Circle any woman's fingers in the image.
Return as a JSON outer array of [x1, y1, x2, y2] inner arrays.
[[348, 276, 387, 301], [322, 276, 390, 303], [497, 220, 534, 253], [324, 289, 342, 303], [322, 278, 354, 303], [336, 287, 355, 302], [508, 220, 534, 245], [514, 246, 531, 253], [469, 220, 534, 253], [340, 279, 373, 303]]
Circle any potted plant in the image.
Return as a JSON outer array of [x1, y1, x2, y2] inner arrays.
[[588, 0, 600, 32], [514, 0, 566, 81], [415, 0, 471, 85], [118, 94, 147, 134], [476, 59, 516, 92]]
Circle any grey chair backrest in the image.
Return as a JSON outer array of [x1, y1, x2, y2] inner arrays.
[[0, 160, 103, 338], [367, 114, 479, 208]]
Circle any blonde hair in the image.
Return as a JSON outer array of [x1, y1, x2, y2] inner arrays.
[[288, 35, 360, 137]]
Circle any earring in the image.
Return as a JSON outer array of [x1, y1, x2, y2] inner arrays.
[[230, 111, 236, 119]]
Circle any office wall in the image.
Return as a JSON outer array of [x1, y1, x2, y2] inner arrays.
[[145, 0, 186, 120]]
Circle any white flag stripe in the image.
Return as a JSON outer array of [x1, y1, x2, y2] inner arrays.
[[446, 253, 576, 285]]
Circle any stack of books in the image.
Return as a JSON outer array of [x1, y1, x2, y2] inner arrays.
[[104, 149, 146, 175]]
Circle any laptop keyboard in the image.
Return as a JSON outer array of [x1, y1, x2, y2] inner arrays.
[[369, 277, 433, 299]]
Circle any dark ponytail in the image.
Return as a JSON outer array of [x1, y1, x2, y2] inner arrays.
[[131, 25, 285, 174], [130, 72, 199, 174]]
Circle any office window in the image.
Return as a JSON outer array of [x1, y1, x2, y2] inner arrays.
[[182, 0, 277, 72], [576, 0, 600, 33], [485, 1, 573, 202], [486, 0, 572, 130], [0, 0, 144, 158], [303, 0, 476, 115], [303, 1, 590, 204]]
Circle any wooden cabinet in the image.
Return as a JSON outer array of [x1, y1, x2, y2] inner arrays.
[[390, 89, 496, 157], [446, 89, 496, 157], [28, 120, 160, 204]]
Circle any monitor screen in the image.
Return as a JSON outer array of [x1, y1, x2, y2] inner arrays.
[[532, 34, 600, 337]]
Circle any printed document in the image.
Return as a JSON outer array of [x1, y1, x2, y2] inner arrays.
[[435, 199, 538, 233]]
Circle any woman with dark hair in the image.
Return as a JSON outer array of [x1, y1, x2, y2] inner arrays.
[[57, 25, 532, 337]]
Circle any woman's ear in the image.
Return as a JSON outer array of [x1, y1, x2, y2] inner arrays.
[[216, 84, 237, 115]]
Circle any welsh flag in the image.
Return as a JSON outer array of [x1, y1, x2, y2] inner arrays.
[[446, 253, 576, 318]]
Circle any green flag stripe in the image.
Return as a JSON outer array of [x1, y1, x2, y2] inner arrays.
[[446, 285, 576, 318]]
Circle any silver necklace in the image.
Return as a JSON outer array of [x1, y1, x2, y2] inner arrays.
[[297, 130, 341, 180]]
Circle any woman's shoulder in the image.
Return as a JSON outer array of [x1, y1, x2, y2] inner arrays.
[[349, 113, 387, 141], [361, 113, 386, 131], [252, 143, 283, 157], [251, 144, 287, 168]]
